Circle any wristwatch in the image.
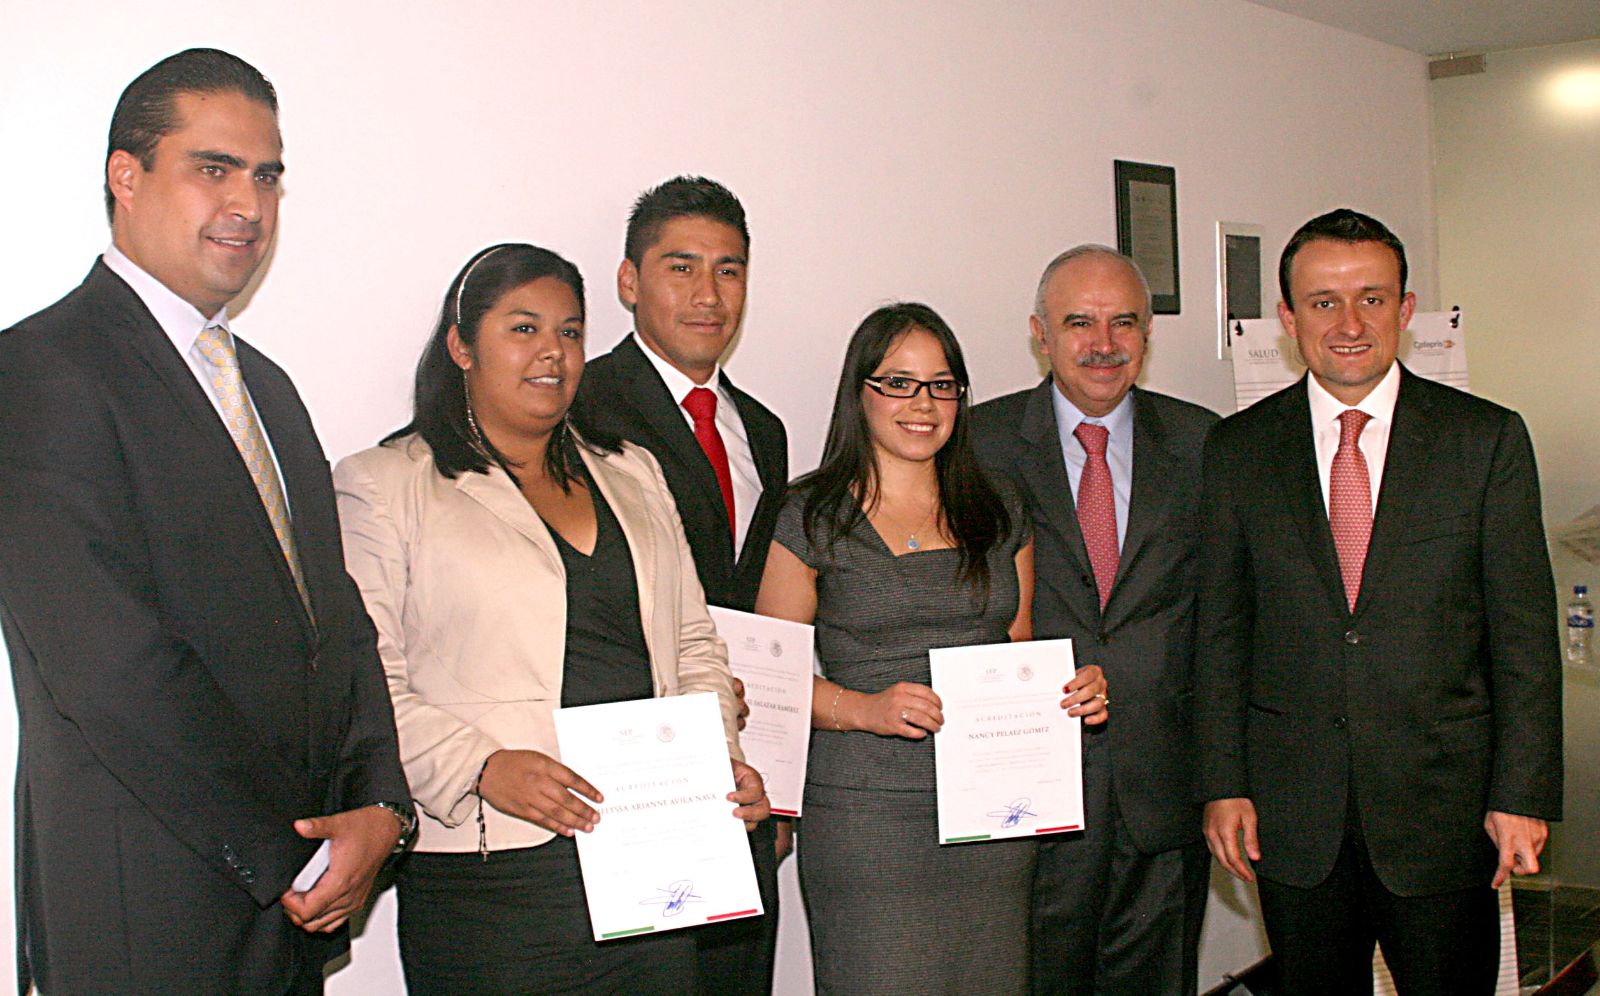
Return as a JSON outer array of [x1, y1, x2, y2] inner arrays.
[[374, 801, 418, 854]]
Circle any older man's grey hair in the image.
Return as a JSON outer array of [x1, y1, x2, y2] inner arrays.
[[1032, 244, 1153, 329]]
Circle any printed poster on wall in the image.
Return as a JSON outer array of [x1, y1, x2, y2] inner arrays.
[[1228, 310, 1468, 412]]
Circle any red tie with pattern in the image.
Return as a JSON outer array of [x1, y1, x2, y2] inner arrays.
[[1074, 422, 1119, 611], [1329, 409, 1373, 613], [682, 387, 737, 544]]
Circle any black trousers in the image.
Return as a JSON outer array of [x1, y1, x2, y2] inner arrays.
[[1256, 814, 1499, 996], [1031, 734, 1210, 996]]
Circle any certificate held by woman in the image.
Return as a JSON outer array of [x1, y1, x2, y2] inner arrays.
[[556, 692, 764, 941], [930, 638, 1084, 844]]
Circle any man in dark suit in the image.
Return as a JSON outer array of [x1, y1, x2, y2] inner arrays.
[[0, 50, 410, 994], [572, 176, 785, 994], [972, 245, 1216, 994], [1196, 209, 1563, 995]]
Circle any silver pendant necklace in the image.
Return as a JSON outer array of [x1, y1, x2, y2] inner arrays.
[[895, 500, 939, 551]]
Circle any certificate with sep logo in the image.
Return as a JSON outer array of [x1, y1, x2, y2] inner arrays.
[[708, 606, 815, 817], [930, 639, 1083, 845], [554, 693, 763, 940]]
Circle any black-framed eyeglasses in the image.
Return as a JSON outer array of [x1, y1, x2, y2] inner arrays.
[[863, 375, 967, 401]]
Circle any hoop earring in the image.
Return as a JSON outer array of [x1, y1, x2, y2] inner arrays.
[[463, 370, 487, 452]]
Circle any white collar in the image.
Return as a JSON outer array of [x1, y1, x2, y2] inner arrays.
[[102, 244, 231, 354], [632, 331, 724, 405], [1050, 382, 1135, 441], [1307, 361, 1401, 428]]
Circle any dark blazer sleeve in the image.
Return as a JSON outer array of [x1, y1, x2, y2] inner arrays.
[[239, 346, 409, 819], [1192, 416, 1256, 803], [1478, 411, 1563, 819], [0, 336, 317, 906]]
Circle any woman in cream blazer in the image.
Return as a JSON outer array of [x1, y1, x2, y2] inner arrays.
[[336, 433, 743, 851], [334, 244, 762, 994]]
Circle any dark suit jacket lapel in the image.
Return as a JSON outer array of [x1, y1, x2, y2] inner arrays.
[[1277, 378, 1359, 617], [608, 338, 736, 566], [1019, 379, 1094, 584], [95, 265, 233, 457], [93, 265, 316, 639], [237, 346, 323, 641], [1107, 389, 1179, 626], [1353, 367, 1441, 618], [725, 375, 783, 494]]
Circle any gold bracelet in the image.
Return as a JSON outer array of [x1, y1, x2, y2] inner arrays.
[[831, 686, 845, 732]]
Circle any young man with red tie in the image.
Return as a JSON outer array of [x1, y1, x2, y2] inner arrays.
[[572, 176, 787, 994]]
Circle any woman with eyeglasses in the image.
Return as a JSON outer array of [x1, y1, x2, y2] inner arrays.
[[755, 302, 1109, 993], [332, 244, 767, 993]]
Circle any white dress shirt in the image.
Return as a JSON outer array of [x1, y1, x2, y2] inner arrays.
[[1307, 362, 1401, 516], [102, 245, 290, 509], [631, 332, 762, 556]]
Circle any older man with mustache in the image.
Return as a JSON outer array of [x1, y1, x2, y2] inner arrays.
[[971, 245, 1218, 995]]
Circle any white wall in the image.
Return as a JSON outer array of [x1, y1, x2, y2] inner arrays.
[[1432, 37, 1600, 887], [0, 1, 1438, 990]]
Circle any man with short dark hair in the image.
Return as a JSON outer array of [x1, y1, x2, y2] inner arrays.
[[0, 49, 410, 994], [572, 175, 785, 993], [972, 245, 1217, 994], [1197, 208, 1563, 994]]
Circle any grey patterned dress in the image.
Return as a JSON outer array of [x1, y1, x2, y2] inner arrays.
[[777, 488, 1035, 995]]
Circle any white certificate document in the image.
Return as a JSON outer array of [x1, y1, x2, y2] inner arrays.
[[930, 638, 1083, 844], [708, 606, 815, 817], [554, 693, 763, 941]]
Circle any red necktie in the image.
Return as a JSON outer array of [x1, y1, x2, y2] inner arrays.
[[682, 387, 737, 545], [1329, 409, 1373, 613], [1074, 423, 1119, 611]]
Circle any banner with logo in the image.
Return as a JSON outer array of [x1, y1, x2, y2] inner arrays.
[[1227, 309, 1467, 412]]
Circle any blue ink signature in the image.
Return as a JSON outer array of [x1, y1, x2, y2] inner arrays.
[[640, 880, 702, 917], [986, 798, 1037, 828]]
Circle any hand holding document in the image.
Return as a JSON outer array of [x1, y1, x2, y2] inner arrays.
[[708, 607, 815, 816], [554, 693, 763, 941], [930, 639, 1083, 845]]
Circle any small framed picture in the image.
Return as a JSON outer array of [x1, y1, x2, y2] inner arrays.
[[1215, 221, 1264, 359], [1114, 160, 1180, 314]]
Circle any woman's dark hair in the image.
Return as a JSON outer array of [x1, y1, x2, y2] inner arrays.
[[795, 302, 1011, 593], [388, 243, 619, 487]]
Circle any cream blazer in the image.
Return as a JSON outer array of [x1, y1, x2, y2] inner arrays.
[[334, 433, 741, 853]]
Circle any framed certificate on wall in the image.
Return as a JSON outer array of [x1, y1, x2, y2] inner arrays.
[[1114, 160, 1180, 314]]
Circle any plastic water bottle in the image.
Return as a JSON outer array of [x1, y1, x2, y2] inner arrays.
[[1566, 585, 1593, 664]]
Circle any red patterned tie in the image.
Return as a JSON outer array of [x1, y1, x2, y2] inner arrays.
[[1329, 409, 1373, 613], [1074, 423, 1119, 611], [682, 387, 737, 544]]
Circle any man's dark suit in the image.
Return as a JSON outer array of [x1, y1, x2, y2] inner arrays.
[[1194, 369, 1562, 978], [575, 335, 787, 612], [973, 381, 1217, 994], [573, 333, 787, 993], [0, 262, 409, 994]]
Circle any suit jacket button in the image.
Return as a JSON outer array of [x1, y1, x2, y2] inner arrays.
[[1333, 716, 1348, 729], [1097, 632, 1109, 645], [1343, 630, 1361, 645]]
